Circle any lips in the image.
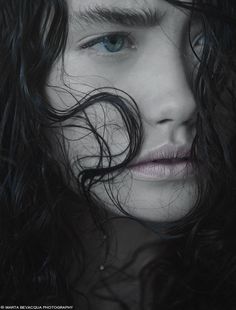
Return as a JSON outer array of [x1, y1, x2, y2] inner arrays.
[[128, 144, 194, 181]]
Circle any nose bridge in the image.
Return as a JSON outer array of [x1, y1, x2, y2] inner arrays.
[[139, 42, 196, 127]]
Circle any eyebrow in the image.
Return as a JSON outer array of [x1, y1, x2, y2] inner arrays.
[[71, 7, 165, 28]]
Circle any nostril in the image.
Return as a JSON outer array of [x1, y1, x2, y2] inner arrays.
[[157, 119, 173, 124], [182, 116, 196, 127]]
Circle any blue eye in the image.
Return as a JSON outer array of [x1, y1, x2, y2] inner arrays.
[[102, 35, 125, 52], [193, 33, 205, 48], [80, 33, 135, 55]]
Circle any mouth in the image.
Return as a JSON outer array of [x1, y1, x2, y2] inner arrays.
[[128, 145, 194, 181], [150, 157, 190, 164]]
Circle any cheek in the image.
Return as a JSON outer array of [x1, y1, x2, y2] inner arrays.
[[46, 82, 131, 175], [46, 59, 135, 173], [64, 105, 130, 173], [46, 54, 127, 110]]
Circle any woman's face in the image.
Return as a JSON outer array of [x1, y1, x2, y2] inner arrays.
[[47, 0, 201, 222]]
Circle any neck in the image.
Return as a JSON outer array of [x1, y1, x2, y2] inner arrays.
[[72, 213, 160, 309], [104, 216, 158, 272]]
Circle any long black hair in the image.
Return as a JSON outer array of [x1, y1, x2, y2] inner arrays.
[[0, 0, 236, 309]]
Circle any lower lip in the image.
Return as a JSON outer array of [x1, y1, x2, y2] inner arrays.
[[128, 160, 194, 181]]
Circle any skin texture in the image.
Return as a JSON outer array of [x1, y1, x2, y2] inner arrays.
[[46, 0, 200, 222]]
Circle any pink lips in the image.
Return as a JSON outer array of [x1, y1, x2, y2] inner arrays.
[[128, 144, 194, 181]]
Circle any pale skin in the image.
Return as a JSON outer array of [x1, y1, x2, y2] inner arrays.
[[46, 0, 201, 306], [47, 0, 200, 221]]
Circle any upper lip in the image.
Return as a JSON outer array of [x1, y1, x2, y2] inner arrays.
[[129, 144, 192, 166]]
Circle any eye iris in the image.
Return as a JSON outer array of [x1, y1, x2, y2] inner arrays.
[[194, 34, 205, 48], [103, 35, 125, 52]]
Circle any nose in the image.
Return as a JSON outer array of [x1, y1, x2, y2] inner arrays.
[[135, 43, 197, 141]]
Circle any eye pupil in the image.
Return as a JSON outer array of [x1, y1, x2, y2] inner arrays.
[[103, 35, 125, 53]]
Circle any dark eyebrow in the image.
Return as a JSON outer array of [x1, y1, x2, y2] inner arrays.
[[72, 7, 165, 28]]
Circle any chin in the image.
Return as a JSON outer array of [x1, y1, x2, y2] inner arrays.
[[93, 175, 197, 222]]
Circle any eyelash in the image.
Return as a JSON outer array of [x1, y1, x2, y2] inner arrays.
[[79, 32, 136, 56]]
